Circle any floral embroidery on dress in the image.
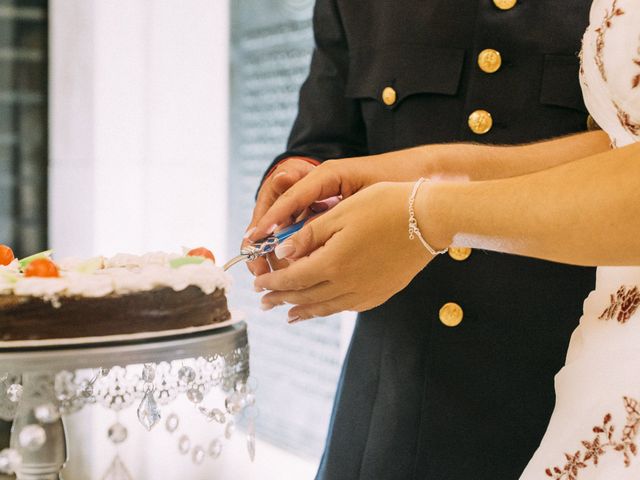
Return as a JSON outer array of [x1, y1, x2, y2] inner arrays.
[[632, 36, 640, 88], [614, 102, 640, 136], [599, 285, 640, 323], [545, 397, 640, 479], [594, 0, 625, 82]]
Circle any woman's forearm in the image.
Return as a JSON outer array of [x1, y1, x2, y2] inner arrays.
[[421, 141, 640, 266]]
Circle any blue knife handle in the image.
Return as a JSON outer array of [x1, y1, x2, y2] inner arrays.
[[253, 215, 317, 256], [272, 217, 311, 242]]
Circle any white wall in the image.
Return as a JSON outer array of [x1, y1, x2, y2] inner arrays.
[[50, 0, 229, 259]]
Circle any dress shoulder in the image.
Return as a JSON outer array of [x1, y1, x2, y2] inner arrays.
[[581, 0, 640, 146]]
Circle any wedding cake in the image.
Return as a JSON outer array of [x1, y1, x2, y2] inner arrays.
[[0, 245, 231, 341]]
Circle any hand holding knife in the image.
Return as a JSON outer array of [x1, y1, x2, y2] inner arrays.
[[223, 216, 315, 271]]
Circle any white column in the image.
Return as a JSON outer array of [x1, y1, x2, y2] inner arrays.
[[50, 0, 229, 259]]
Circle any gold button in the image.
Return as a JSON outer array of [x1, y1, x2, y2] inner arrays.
[[439, 302, 464, 327], [587, 115, 601, 131], [468, 110, 493, 135], [448, 247, 472, 261], [478, 49, 502, 74], [382, 86, 397, 106], [493, 0, 517, 10]]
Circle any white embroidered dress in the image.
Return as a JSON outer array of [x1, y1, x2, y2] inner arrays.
[[520, 1, 640, 479]]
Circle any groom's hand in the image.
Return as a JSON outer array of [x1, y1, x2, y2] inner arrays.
[[250, 159, 369, 242], [243, 157, 318, 276]]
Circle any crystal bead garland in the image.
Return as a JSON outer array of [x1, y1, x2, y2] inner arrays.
[[6, 383, 23, 403], [198, 406, 226, 424], [34, 403, 61, 424], [102, 414, 133, 480], [165, 413, 180, 433], [178, 435, 191, 454], [161, 372, 259, 466], [191, 446, 206, 465], [177, 366, 196, 384], [208, 439, 223, 459], [0, 448, 22, 475], [0, 343, 251, 468], [0, 374, 21, 420], [107, 422, 128, 444], [101, 455, 133, 480], [102, 410, 133, 480], [224, 420, 235, 439], [18, 424, 47, 451]]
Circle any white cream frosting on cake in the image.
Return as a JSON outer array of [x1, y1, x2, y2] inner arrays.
[[0, 252, 231, 303]]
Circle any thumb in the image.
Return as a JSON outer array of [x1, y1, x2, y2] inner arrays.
[[273, 215, 333, 261]]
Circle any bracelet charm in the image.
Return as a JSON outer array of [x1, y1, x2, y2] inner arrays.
[[408, 178, 448, 256]]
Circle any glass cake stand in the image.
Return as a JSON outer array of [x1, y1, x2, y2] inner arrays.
[[0, 318, 251, 480]]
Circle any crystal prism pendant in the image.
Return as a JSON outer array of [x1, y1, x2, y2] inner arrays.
[[101, 455, 133, 480], [137, 391, 161, 431], [247, 418, 256, 462]]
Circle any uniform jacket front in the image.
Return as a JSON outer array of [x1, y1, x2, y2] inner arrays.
[[265, 1, 596, 479]]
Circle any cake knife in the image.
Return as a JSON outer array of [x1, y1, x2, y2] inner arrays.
[[223, 216, 314, 271]]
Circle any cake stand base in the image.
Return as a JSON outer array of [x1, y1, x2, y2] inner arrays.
[[9, 373, 67, 480]]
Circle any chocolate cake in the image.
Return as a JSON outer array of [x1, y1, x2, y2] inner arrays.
[[0, 250, 232, 341]]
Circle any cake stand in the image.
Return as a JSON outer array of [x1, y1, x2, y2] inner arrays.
[[0, 319, 251, 480]]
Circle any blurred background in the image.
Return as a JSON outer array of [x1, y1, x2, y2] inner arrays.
[[0, 0, 356, 478]]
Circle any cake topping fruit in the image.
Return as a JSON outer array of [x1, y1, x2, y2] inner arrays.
[[169, 257, 205, 269], [0, 245, 14, 266], [24, 258, 60, 278], [19, 249, 53, 270], [187, 247, 215, 263]]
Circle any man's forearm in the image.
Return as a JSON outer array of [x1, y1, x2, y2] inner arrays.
[[406, 130, 612, 181]]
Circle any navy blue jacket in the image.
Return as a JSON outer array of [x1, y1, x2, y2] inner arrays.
[[267, 1, 596, 478]]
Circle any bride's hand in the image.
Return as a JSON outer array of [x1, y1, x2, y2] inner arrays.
[[253, 182, 438, 322]]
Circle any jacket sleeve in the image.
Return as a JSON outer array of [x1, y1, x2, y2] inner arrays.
[[259, 0, 369, 185]]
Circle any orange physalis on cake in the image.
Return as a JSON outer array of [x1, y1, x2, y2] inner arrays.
[[24, 258, 60, 278], [0, 244, 14, 266], [187, 247, 216, 263]]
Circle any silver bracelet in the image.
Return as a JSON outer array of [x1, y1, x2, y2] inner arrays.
[[408, 178, 448, 256]]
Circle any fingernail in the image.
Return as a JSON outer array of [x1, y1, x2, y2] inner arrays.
[[272, 171, 288, 179], [254, 285, 264, 292], [260, 302, 274, 311], [288, 314, 301, 324], [275, 242, 295, 260], [243, 227, 256, 239], [267, 224, 278, 234]]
